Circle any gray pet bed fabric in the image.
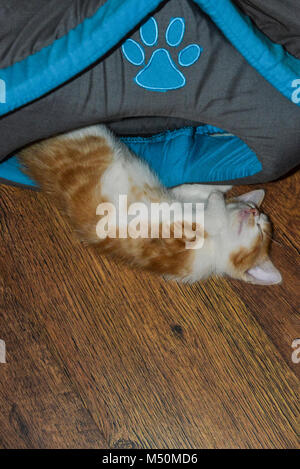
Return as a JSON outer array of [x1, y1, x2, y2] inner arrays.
[[0, 0, 299, 188]]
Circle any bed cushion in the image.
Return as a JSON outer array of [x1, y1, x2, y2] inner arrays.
[[0, 0, 299, 187]]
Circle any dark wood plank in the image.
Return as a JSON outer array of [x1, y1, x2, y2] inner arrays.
[[0, 187, 108, 448], [0, 172, 299, 449]]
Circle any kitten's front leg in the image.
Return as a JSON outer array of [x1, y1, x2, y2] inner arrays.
[[170, 184, 232, 203]]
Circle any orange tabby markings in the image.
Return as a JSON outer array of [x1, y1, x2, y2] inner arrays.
[[19, 125, 281, 285], [230, 223, 272, 273], [20, 135, 113, 243]]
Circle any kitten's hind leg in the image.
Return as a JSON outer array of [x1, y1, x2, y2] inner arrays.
[[170, 184, 232, 203]]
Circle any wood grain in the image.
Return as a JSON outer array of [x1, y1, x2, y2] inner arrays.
[[0, 172, 299, 449]]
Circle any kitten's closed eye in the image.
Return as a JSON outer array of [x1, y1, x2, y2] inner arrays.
[[238, 207, 259, 234], [245, 207, 259, 216]]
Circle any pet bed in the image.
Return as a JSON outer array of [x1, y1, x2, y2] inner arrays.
[[0, 0, 299, 188]]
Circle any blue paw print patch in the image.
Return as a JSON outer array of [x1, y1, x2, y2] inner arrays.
[[122, 17, 202, 92]]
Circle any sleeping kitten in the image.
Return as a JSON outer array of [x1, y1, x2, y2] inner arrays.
[[19, 125, 282, 285]]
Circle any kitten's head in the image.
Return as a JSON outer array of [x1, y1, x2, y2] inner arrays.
[[208, 189, 282, 285]]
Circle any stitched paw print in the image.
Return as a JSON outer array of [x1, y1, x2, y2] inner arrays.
[[122, 17, 202, 92]]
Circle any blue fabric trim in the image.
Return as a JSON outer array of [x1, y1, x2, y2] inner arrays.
[[0, 125, 262, 188], [192, 0, 300, 106], [0, 0, 163, 116], [0, 157, 37, 187]]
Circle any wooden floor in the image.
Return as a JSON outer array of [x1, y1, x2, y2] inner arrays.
[[0, 172, 299, 449]]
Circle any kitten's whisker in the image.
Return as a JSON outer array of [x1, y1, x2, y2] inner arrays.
[[262, 230, 286, 248]]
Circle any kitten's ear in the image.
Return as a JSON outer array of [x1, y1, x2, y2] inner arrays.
[[236, 189, 265, 208], [246, 258, 282, 285]]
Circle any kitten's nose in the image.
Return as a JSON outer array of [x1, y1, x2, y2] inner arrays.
[[245, 207, 258, 217], [243, 207, 259, 217]]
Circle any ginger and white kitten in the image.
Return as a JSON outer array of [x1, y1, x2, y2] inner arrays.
[[19, 125, 282, 285]]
